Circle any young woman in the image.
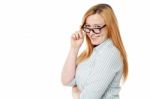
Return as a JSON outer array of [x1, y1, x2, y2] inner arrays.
[[61, 3, 128, 99]]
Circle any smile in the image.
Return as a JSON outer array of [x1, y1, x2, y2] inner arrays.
[[91, 35, 100, 39]]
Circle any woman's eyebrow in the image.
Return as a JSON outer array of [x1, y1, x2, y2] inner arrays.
[[84, 24, 90, 27], [94, 25, 101, 28], [93, 24, 103, 27], [85, 24, 103, 27], [84, 24, 104, 28]]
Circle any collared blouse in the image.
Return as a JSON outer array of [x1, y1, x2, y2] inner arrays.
[[66, 38, 123, 99]]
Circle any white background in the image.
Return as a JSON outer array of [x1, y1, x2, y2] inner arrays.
[[0, 0, 150, 99]]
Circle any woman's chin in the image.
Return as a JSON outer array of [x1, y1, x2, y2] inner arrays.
[[91, 40, 105, 46], [91, 41, 99, 45]]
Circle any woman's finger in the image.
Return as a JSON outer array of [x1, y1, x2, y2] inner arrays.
[[78, 31, 83, 39], [72, 33, 76, 40], [74, 33, 77, 40], [74, 32, 79, 40], [72, 31, 84, 40]]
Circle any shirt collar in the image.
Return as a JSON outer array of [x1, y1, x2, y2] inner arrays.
[[93, 38, 113, 52]]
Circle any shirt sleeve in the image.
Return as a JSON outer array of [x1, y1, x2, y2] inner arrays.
[[80, 47, 123, 99]]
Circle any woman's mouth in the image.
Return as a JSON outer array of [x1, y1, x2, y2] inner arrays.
[[91, 37, 97, 39], [91, 35, 100, 39]]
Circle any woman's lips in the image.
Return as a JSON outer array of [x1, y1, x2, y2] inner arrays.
[[90, 37, 97, 41], [91, 37, 97, 39], [91, 35, 100, 39]]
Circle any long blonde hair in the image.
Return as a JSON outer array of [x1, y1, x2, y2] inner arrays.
[[77, 4, 128, 81]]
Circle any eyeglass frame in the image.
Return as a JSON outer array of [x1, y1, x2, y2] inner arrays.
[[81, 24, 106, 34]]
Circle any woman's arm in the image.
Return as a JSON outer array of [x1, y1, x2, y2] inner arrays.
[[61, 30, 84, 86], [61, 47, 79, 85], [80, 47, 123, 99]]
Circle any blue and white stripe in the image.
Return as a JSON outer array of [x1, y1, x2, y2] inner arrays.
[[65, 38, 123, 99]]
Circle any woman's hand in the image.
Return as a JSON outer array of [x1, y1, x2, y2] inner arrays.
[[72, 85, 81, 99], [71, 30, 85, 50]]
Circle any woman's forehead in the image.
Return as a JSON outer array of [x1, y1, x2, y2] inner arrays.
[[85, 14, 105, 26], [84, 24, 102, 27]]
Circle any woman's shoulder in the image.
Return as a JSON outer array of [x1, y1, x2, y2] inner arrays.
[[95, 43, 123, 71], [96, 39, 123, 62], [97, 44, 121, 58], [96, 39, 120, 56]]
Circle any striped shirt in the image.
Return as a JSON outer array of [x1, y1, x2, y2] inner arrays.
[[66, 38, 123, 99]]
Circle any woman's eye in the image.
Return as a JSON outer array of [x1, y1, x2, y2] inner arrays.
[[94, 26, 101, 28]]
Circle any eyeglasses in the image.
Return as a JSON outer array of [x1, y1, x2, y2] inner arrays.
[[82, 24, 106, 34]]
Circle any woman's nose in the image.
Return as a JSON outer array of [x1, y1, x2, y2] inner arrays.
[[89, 30, 95, 36]]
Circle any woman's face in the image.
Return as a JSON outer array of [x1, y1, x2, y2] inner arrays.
[[84, 14, 108, 45]]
